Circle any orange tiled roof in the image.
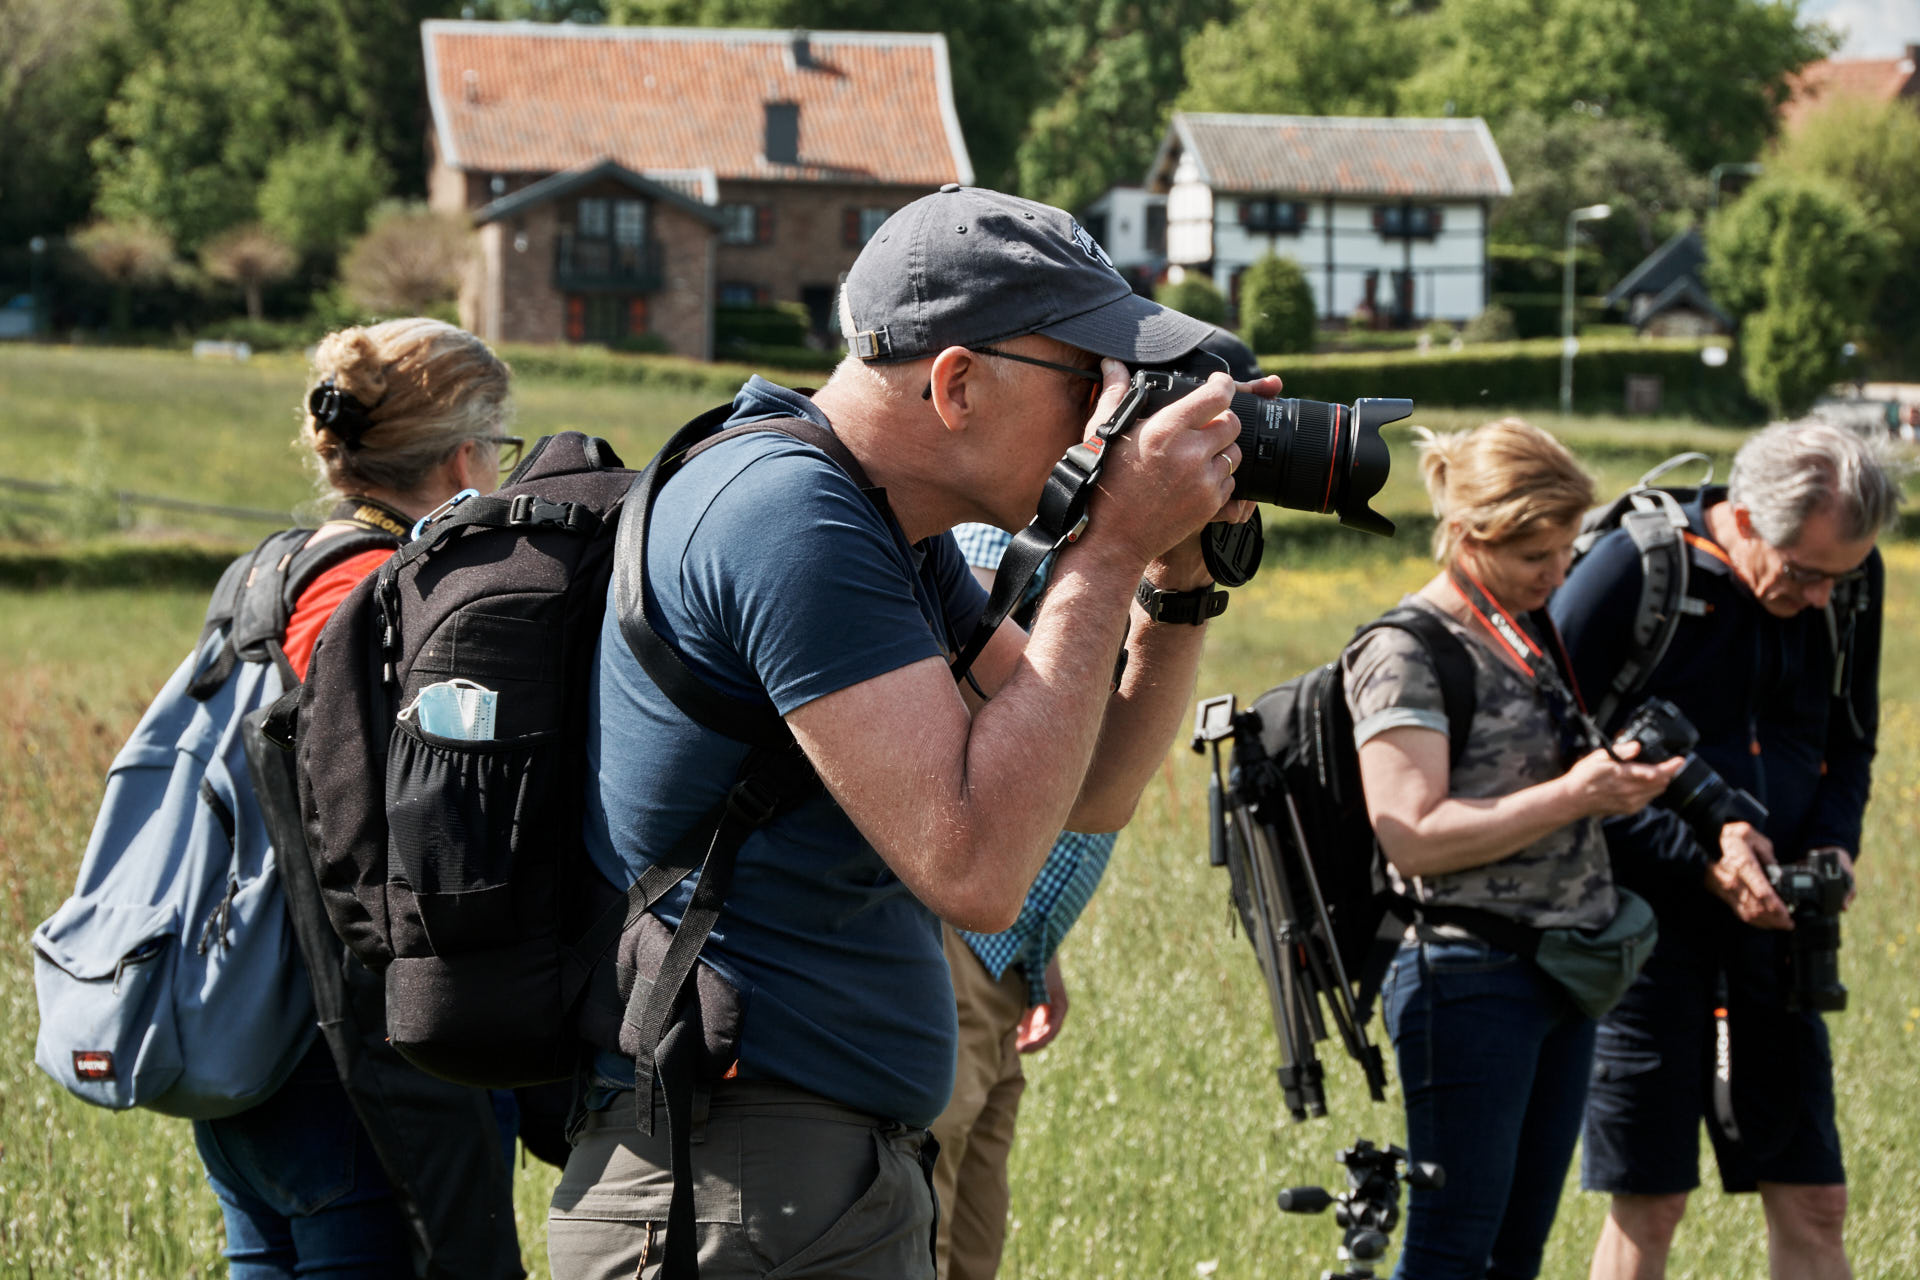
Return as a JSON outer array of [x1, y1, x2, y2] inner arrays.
[[423, 20, 972, 187], [1781, 53, 1920, 132]]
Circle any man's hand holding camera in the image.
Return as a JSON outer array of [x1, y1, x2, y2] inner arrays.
[[1707, 822, 1792, 929]]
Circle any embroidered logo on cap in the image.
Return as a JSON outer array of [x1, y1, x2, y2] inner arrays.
[[73, 1050, 116, 1081], [1069, 221, 1118, 274]]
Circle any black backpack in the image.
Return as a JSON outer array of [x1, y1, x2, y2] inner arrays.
[[295, 418, 886, 1278], [1226, 606, 1475, 1025]]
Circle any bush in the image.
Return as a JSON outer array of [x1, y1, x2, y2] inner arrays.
[[493, 343, 830, 398], [1239, 253, 1316, 356], [608, 332, 673, 355], [71, 218, 176, 332], [199, 223, 296, 320], [340, 202, 474, 316], [714, 302, 811, 350], [1490, 292, 1606, 340], [1264, 336, 1759, 423], [1461, 305, 1518, 344], [1421, 320, 1457, 344], [1155, 274, 1227, 326], [259, 135, 389, 258], [197, 316, 324, 352]]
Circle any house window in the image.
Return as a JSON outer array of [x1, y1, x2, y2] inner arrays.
[[719, 281, 770, 308], [720, 203, 773, 246], [578, 198, 610, 239], [843, 207, 891, 248], [566, 294, 638, 344], [1373, 204, 1443, 240], [1145, 204, 1167, 255], [614, 199, 647, 247], [1240, 199, 1307, 234]]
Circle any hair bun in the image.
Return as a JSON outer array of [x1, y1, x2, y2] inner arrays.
[[311, 327, 389, 407]]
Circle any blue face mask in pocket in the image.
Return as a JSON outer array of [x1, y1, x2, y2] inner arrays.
[[400, 679, 499, 741]]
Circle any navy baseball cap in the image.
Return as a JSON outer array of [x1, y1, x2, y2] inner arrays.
[[841, 185, 1215, 366]]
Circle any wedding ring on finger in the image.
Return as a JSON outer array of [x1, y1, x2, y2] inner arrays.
[[1217, 451, 1238, 475]]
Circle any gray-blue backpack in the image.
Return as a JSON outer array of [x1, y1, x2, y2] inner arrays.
[[32, 521, 396, 1116]]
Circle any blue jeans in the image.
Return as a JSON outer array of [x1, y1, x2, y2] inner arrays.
[[1381, 936, 1596, 1280]]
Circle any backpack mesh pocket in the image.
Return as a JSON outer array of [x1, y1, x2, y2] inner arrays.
[[384, 722, 561, 957]]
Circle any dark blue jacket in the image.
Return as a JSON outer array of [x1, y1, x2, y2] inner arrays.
[[1550, 487, 1881, 948]]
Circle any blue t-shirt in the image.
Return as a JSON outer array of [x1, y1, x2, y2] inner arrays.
[[582, 377, 988, 1127]]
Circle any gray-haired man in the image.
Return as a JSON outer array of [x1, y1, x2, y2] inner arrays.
[[1552, 421, 1901, 1280]]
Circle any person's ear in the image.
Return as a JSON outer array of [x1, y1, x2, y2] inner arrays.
[[926, 347, 980, 431], [1731, 504, 1759, 544]]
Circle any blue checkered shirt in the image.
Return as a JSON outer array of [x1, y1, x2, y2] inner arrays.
[[950, 523, 1120, 1007]]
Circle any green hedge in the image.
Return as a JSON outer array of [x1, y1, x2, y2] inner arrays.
[[0, 540, 248, 589], [714, 302, 812, 349], [494, 343, 830, 397], [1489, 292, 1608, 340], [1258, 336, 1759, 423]]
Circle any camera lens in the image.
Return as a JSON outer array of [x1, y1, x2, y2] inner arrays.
[[1227, 395, 1403, 537]]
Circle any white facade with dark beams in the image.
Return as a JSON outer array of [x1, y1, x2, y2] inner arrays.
[[1147, 112, 1512, 326]]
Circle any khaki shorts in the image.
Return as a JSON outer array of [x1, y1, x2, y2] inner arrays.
[[548, 1079, 937, 1280]]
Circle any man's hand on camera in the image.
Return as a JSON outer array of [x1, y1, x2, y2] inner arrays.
[[1081, 366, 1244, 588], [1708, 822, 1792, 929], [1562, 739, 1685, 818], [1810, 844, 1858, 909]]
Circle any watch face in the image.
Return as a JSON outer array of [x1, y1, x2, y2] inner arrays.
[[1202, 509, 1264, 587]]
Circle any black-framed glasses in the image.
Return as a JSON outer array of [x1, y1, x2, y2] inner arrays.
[[920, 345, 1102, 412], [488, 435, 525, 474]]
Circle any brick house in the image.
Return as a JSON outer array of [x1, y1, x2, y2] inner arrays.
[[1780, 44, 1920, 133], [1146, 113, 1511, 327], [422, 20, 974, 358]]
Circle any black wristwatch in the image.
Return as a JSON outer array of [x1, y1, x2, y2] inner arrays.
[[1134, 577, 1229, 625]]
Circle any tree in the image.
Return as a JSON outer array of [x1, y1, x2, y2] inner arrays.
[[1706, 176, 1888, 416], [1155, 273, 1227, 326], [258, 134, 390, 259], [1770, 96, 1920, 369], [1239, 252, 1316, 355], [72, 217, 175, 331], [200, 223, 296, 319], [341, 203, 473, 316], [0, 0, 125, 249], [1178, 0, 1419, 119], [1012, 0, 1233, 214], [1403, 0, 1834, 170], [1491, 111, 1709, 288]]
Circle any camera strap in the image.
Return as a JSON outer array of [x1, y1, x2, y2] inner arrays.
[[948, 376, 1157, 689]]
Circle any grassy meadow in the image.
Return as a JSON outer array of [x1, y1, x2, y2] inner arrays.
[[3, 343, 1918, 1278]]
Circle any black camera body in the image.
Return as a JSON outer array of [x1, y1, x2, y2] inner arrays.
[[1768, 850, 1852, 1012], [1613, 699, 1767, 847]]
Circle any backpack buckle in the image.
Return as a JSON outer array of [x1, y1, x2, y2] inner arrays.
[[509, 494, 575, 528], [724, 774, 783, 827]]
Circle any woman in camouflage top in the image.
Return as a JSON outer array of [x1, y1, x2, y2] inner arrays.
[[1344, 419, 1681, 1280]]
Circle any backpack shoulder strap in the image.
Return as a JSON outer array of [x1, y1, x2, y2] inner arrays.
[[1352, 605, 1477, 766], [1588, 488, 1692, 731]]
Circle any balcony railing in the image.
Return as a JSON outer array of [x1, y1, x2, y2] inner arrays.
[[554, 234, 664, 293]]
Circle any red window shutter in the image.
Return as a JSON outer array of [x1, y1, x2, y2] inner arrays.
[[1430, 208, 1444, 235], [843, 208, 861, 247], [628, 297, 648, 334], [756, 285, 771, 306], [756, 205, 774, 244], [1239, 200, 1253, 227], [566, 296, 585, 343]]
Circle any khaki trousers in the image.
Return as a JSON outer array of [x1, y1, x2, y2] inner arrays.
[[548, 1079, 936, 1280], [931, 926, 1031, 1280]]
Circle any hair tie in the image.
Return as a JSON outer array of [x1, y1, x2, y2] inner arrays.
[[308, 378, 377, 450]]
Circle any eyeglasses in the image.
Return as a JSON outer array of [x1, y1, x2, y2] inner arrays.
[[920, 345, 1102, 414], [488, 435, 525, 475], [1778, 555, 1865, 587]]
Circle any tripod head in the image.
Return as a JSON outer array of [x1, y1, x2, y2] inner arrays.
[[1278, 1139, 1443, 1279]]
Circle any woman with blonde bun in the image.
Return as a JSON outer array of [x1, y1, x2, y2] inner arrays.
[[1342, 419, 1682, 1280], [189, 319, 526, 1279]]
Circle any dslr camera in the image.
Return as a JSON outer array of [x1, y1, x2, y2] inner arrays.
[[1613, 699, 1767, 845], [1768, 850, 1852, 1012], [1125, 349, 1405, 583]]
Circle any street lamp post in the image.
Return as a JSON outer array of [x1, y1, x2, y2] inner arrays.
[[28, 235, 46, 338], [1561, 204, 1611, 415], [1709, 162, 1763, 212]]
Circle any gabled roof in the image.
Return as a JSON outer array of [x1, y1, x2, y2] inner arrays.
[[473, 158, 726, 227], [1148, 113, 1512, 200], [1781, 50, 1920, 133], [1605, 227, 1707, 307], [423, 20, 973, 188], [1639, 276, 1732, 331]]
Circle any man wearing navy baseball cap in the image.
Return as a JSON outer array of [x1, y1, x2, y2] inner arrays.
[[552, 187, 1274, 1280]]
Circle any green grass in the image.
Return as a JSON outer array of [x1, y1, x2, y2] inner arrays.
[[4, 348, 1919, 1278]]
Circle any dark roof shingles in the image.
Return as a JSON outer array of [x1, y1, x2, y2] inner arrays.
[[1177, 114, 1510, 199]]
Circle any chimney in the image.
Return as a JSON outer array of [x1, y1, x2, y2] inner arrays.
[[765, 101, 799, 166], [789, 29, 814, 70]]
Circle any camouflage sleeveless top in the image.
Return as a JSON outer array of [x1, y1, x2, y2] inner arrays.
[[1341, 594, 1616, 930]]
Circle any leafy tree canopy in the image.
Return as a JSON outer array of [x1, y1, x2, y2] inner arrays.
[[259, 134, 391, 259], [1403, 0, 1834, 171], [0, 0, 126, 247], [1179, 0, 1418, 119]]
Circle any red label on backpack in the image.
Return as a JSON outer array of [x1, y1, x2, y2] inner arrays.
[[72, 1050, 115, 1081]]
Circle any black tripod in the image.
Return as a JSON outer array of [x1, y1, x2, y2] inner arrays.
[[1279, 1139, 1444, 1279], [1194, 696, 1388, 1120]]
